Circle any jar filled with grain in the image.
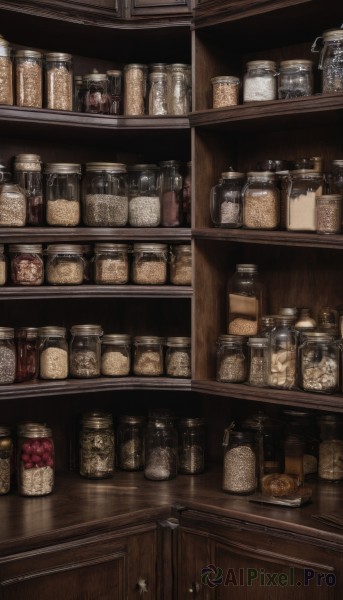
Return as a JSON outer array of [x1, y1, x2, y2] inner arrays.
[[101, 334, 131, 377], [14, 154, 43, 225], [167, 63, 190, 115], [278, 60, 313, 99], [117, 415, 145, 471], [299, 332, 339, 394], [247, 337, 269, 387], [316, 194, 342, 234], [160, 160, 183, 227], [0, 35, 13, 105], [144, 416, 178, 480], [268, 316, 297, 389], [128, 164, 161, 227], [15, 49, 42, 108], [79, 412, 114, 479], [0, 244, 6, 286], [318, 414, 343, 481], [165, 337, 191, 378], [123, 63, 148, 116], [18, 423, 54, 496], [227, 264, 264, 336], [0, 328, 15, 385], [148, 72, 168, 115], [94, 243, 130, 285], [178, 418, 205, 474], [46, 244, 85, 285], [38, 326, 68, 380], [210, 171, 245, 228], [70, 324, 103, 378], [83, 163, 128, 227], [45, 52, 73, 111], [0, 183, 26, 226], [243, 172, 280, 229], [170, 244, 192, 285], [0, 426, 12, 495], [313, 29, 343, 93], [132, 243, 168, 285], [286, 170, 323, 231], [45, 163, 81, 227], [216, 335, 247, 383], [83, 72, 111, 114], [15, 327, 39, 383], [133, 336, 164, 376], [107, 69, 123, 115], [222, 429, 257, 494], [9, 244, 44, 286], [243, 60, 277, 102], [211, 75, 240, 108]]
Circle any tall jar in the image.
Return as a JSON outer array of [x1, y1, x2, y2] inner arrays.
[[107, 69, 123, 115], [316, 194, 342, 234], [82, 244, 93, 283], [79, 412, 114, 479], [286, 170, 323, 231], [45, 163, 81, 227], [83, 163, 128, 227], [216, 334, 246, 383], [70, 324, 103, 378], [0, 183, 26, 226], [144, 416, 178, 480], [101, 334, 131, 377], [318, 414, 343, 482], [165, 337, 191, 378], [117, 415, 145, 471], [178, 417, 205, 475], [182, 161, 191, 226], [0, 34, 13, 105], [132, 243, 167, 285], [314, 29, 343, 93], [299, 332, 339, 394], [38, 326, 68, 380], [73, 74, 83, 112], [133, 336, 164, 376], [210, 171, 245, 228], [284, 434, 305, 485], [243, 172, 280, 230], [247, 337, 269, 387], [45, 52, 73, 111], [94, 243, 130, 285], [9, 244, 44, 286], [46, 244, 85, 285], [14, 153, 43, 225], [0, 426, 12, 495], [268, 315, 297, 389], [128, 164, 161, 227], [82, 72, 110, 114], [167, 64, 190, 115], [17, 423, 54, 496], [123, 63, 148, 116], [0, 244, 6, 286], [227, 264, 263, 336], [243, 60, 277, 102], [15, 49, 42, 108], [160, 160, 183, 227], [15, 327, 38, 383], [148, 72, 168, 115], [278, 60, 313, 99], [0, 328, 16, 385], [329, 159, 343, 195], [222, 429, 257, 494], [170, 244, 192, 286]]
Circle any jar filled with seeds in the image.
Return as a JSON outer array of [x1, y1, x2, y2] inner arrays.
[[269, 315, 297, 389], [0, 426, 12, 495], [128, 164, 161, 227], [133, 336, 164, 376], [0, 328, 15, 385], [82, 244, 93, 283], [83, 163, 128, 227], [247, 337, 269, 387], [0, 244, 6, 286], [70, 324, 103, 378], [0, 34, 13, 105], [316, 194, 342, 234], [278, 60, 313, 99], [167, 64, 190, 115], [216, 335, 246, 383], [314, 29, 343, 93], [243, 60, 277, 102], [210, 171, 245, 228], [107, 69, 123, 115], [299, 332, 339, 394], [9, 244, 44, 286], [243, 172, 280, 229], [0, 183, 26, 226], [79, 412, 114, 479], [148, 72, 168, 115], [83, 72, 111, 114], [45, 163, 81, 227], [160, 160, 183, 227], [94, 243, 130, 285], [123, 63, 148, 116], [318, 414, 343, 482], [45, 52, 73, 111], [178, 417, 205, 475], [227, 264, 264, 336], [15, 327, 38, 383], [101, 334, 131, 377], [144, 416, 178, 480], [170, 244, 192, 286], [15, 49, 42, 108], [14, 153, 43, 225], [117, 415, 145, 471], [38, 326, 68, 380], [165, 337, 191, 378], [46, 244, 85, 285], [286, 170, 323, 231], [17, 423, 54, 496], [131, 243, 167, 285], [211, 75, 240, 108], [222, 428, 257, 494]]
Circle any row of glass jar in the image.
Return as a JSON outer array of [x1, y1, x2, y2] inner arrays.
[[0, 242, 192, 287], [0, 158, 191, 228]]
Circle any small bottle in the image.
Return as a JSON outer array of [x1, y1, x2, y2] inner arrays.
[[9, 244, 44, 286], [101, 334, 131, 377], [17, 423, 54, 496], [165, 337, 191, 378], [73, 74, 83, 111], [133, 336, 164, 376], [294, 307, 316, 332], [227, 264, 263, 336], [160, 160, 183, 227], [0, 426, 12, 495], [178, 417, 205, 475], [317, 306, 339, 336], [80, 412, 114, 479], [38, 326, 68, 380], [15, 327, 39, 383], [260, 315, 276, 337], [117, 415, 145, 471], [182, 161, 191, 226], [247, 337, 269, 387], [144, 416, 178, 481], [45, 52, 73, 111], [211, 76, 240, 108], [14, 154, 43, 226], [70, 324, 103, 378], [222, 428, 257, 494]]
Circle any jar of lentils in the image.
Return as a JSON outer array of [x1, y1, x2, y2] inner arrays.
[[45, 52, 73, 111], [94, 242, 130, 285], [101, 334, 131, 377], [144, 416, 178, 480], [132, 243, 168, 285], [165, 337, 191, 378], [70, 324, 103, 378], [243, 60, 277, 102], [0, 426, 12, 495], [0, 183, 26, 226], [128, 164, 161, 227], [117, 415, 145, 471], [243, 172, 280, 229], [222, 429, 257, 494], [170, 244, 192, 285], [210, 171, 245, 228], [216, 335, 246, 383], [299, 333, 339, 394], [18, 423, 54, 496], [211, 75, 240, 108], [178, 417, 205, 475], [38, 326, 68, 380], [79, 412, 114, 479], [133, 336, 164, 376], [124, 63, 148, 116], [9, 244, 44, 286], [14, 153, 43, 226], [0, 328, 15, 385], [83, 163, 128, 227], [0, 244, 6, 286], [0, 34, 13, 105], [15, 327, 39, 383], [45, 163, 81, 227], [15, 49, 42, 108], [46, 244, 85, 285]]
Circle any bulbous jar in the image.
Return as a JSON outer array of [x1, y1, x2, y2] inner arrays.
[[268, 316, 297, 389], [83, 163, 128, 227], [222, 429, 257, 495], [144, 417, 178, 481], [227, 264, 263, 336], [178, 417, 205, 475], [299, 332, 339, 394], [210, 171, 245, 228], [38, 326, 68, 380], [243, 172, 280, 230], [69, 324, 103, 378], [117, 415, 145, 471], [17, 423, 54, 496], [79, 412, 114, 479]]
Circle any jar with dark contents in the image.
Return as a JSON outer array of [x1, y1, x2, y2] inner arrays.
[[144, 416, 178, 480], [94, 243, 130, 285], [79, 412, 114, 479], [165, 337, 191, 378], [131, 243, 167, 285], [15, 327, 38, 383], [83, 72, 111, 114], [0, 244, 6, 286], [46, 244, 85, 285], [70, 324, 103, 378], [169, 244, 192, 286], [216, 335, 247, 383], [0, 328, 15, 385], [15, 49, 42, 108], [222, 428, 257, 495], [160, 161, 183, 227], [14, 154, 43, 225], [9, 244, 44, 286], [0, 183, 26, 226], [133, 336, 164, 376], [18, 423, 54, 496], [38, 326, 68, 380], [107, 70, 123, 115], [178, 418, 205, 475], [314, 29, 343, 93], [101, 334, 131, 377], [45, 52, 73, 111], [117, 415, 145, 471]]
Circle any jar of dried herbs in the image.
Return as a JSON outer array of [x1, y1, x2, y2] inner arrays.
[[0, 34, 13, 105], [9, 244, 44, 286], [45, 52, 73, 111], [0, 183, 26, 227], [70, 324, 103, 378], [80, 412, 115, 479], [178, 417, 205, 475], [0, 426, 12, 495], [38, 326, 68, 380], [133, 336, 164, 376], [44, 163, 81, 227], [165, 337, 191, 378], [18, 423, 54, 496], [14, 154, 43, 226], [94, 243, 130, 285], [131, 243, 167, 285], [83, 163, 128, 227], [101, 334, 131, 377], [169, 244, 192, 285], [117, 415, 145, 471], [15, 49, 42, 108], [144, 416, 177, 480], [46, 244, 84, 285]]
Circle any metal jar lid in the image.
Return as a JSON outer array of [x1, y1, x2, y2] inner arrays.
[[133, 243, 167, 253], [127, 164, 159, 171], [70, 324, 103, 336], [15, 327, 38, 339], [119, 415, 146, 425], [211, 75, 240, 85], [0, 425, 11, 437], [94, 243, 130, 253], [124, 63, 148, 70], [45, 52, 72, 61], [323, 29, 343, 42], [221, 171, 245, 179], [279, 59, 313, 70], [171, 243, 191, 254], [46, 244, 84, 254], [134, 335, 164, 345], [179, 417, 205, 428], [247, 171, 277, 180], [166, 336, 191, 347], [149, 72, 167, 81], [159, 160, 180, 168], [301, 332, 335, 341], [247, 337, 269, 347], [44, 163, 81, 174], [18, 423, 52, 437], [106, 69, 122, 76], [9, 244, 42, 253], [246, 60, 277, 70], [14, 154, 41, 171], [217, 334, 245, 346], [236, 263, 258, 272], [102, 334, 131, 345], [82, 412, 113, 429], [317, 194, 342, 202], [0, 327, 14, 339], [38, 326, 67, 337], [85, 162, 127, 173], [15, 49, 42, 59], [83, 72, 108, 83], [274, 315, 296, 326], [290, 169, 323, 178]]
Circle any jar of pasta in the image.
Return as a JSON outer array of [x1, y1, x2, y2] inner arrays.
[[132, 243, 167, 285], [46, 244, 84, 285]]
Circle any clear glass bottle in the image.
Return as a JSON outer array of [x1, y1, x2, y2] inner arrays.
[[46, 244, 84, 285], [123, 63, 148, 116], [318, 415, 343, 481], [0, 183, 26, 226], [243, 60, 277, 102], [167, 64, 190, 115], [94, 243, 130, 285], [14, 153, 43, 226], [79, 412, 114, 479], [0, 34, 13, 105], [286, 170, 323, 231], [178, 417, 205, 475], [45, 163, 81, 227], [101, 334, 131, 377], [15, 327, 38, 383], [17, 423, 54, 496], [216, 334, 247, 383], [38, 326, 68, 380], [243, 172, 280, 230], [170, 244, 192, 286], [227, 264, 263, 336], [15, 49, 42, 108], [268, 315, 297, 389], [133, 336, 164, 376], [211, 75, 240, 108], [0, 244, 6, 286], [210, 171, 245, 228], [117, 415, 145, 471], [82, 72, 111, 114], [83, 162, 128, 227], [160, 160, 183, 227], [144, 416, 178, 480], [247, 337, 269, 387], [278, 60, 313, 99], [316, 194, 342, 234], [165, 337, 191, 378], [131, 243, 167, 285], [69, 324, 103, 378], [182, 161, 191, 226], [314, 29, 343, 93], [222, 429, 257, 494], [0, 328, 15, 385], [9, 244, 44, 286], [0, 426, 12, 495], [148, 72, 168, 115], [128, 164, 161, 227], [106, 69, 123, 115], [45, 52, 73, 111], [299, 332, 339, 393]]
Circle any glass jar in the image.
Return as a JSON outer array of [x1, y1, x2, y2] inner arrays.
[[284, 434, 305, 485], [165, 337, 191, 378], [314, 29, 343, 93], [286, 170, 323, 231], [210, 171, 245, 228], [15, 327, 38, 383], [70, 324, 103, 378], [243, 171, 280, 229], [17, 423, 54, 496], [316, 194, 342, 234], [94, 243, 130, 285], [216, 334, 247, 383], [144, 416, 178, 480], [170, 244, 192, 286], [211, 75, 240, 108], [83, 163, 128, 227], [167, 64, 190, 115], [82, 244, 93, 283], [0, 157, 11, 184], [227, 264, 263, 336], [15, 49, 42, 108], [0, 34, 13, 105], [131, 243, 167, 285], [178, 417, 205, 475], [106, 69, 123, 115], [160, 160, 183, 227], [44, 163, 81, 227], [294, 307, 316, 333], [278, 170, 290, 229], [242, 412, 283, 477], [278, 60, 313, 99], [318, 414, 343, 481], [247, 337, 269, 387], [222, 429, 257, 494], [260, 315, 276, 337], [101, 334, 131, 377], [148, 72, 168, 115], [38, 326, 68, 380], [0, 183, 26, 226], [243, 60, 277, 102], [0, 426, 12, 495], [45, 52, 73, 111], [268, 315, 297, 389], [182, 161, 191, 226], [128, 164, 161, 227], [123, 63, 148, 116], [133, 336, 164, 376], [0, 244, 6, 286], [317, 306, 339, 336], [284, 409, 319, 477], [79, 412, 114, 479], [0, 328, 15, 385], [329, 159, 343, 195], [299, 332, 339, 394], [9, 244, 44, 286], [117, 415, 145, 471], [73, 74, 83, 112], [82, 72, 111, 114], [46, 244, 84, 285], [14, 153, 43, 225]]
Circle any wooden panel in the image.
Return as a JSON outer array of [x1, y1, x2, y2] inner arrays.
[[127, 529, 157, 599], [130, 0, 190, 17], [178, 529, 211, 599]]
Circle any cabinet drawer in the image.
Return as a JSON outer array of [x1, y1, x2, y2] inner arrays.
[[130, 0, 190, 16]]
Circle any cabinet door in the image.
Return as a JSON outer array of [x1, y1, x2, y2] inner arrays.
[[130, 0, 190, 17], [178, 529, 212, 599]]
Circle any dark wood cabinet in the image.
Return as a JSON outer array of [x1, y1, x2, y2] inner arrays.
[[129, 0, 190, 17]]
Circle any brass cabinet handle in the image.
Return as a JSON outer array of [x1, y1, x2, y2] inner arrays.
[[137, 577, 148, 594], [188, 582, 200, 594]]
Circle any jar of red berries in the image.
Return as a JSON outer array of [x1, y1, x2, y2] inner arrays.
[[17, 423, 54, 496]]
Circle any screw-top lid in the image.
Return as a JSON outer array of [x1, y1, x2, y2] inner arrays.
[[236, 264, 258, 272], [179, 417, 205, 428], [106, 69, 122, 76], [317, 194, 342, 201], [274, 315, 296, 326], [279, 59, 313, 69], [133, 243, 168, 252], [45, 52, 72, 61], [279, 307, 298, 317], [0, 327, 14, 339], [70, 324, 103, 336], [323, 29, 343, 42], [44, 163, 81, 174], [14, 154, 41, 171], [16, 49, 42, 59], [301, 331, 335, 341], [82, 412, 113, 429], [290, 169, 323, 179], [85, 162, 127, 173], [119, 414, 146, 425], [171, 243, 191, 254], [38, 326, 66, 337], [134, 335, 164, 344], [211, 75, 240, 85], [15, 327, 38, 339], [166, 336, 191, 347], [46, 244, 84, 254], [94, 243, 130, 253], [247, 337, 269, 347], [83, 72, 108, 82], [18, 422, 52, 437], [247, 171, 277, 180], [123, 63, 148, 70], [221, 171, 245, 179], [102, 334, 131, 344], [9, 244, 42, 253], [217, 334, 246, 346], [246, 60, 277, 70]]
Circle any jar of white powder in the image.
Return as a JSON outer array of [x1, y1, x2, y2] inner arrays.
[[286, 170, 323, 231], [243, 60, 277, 103]]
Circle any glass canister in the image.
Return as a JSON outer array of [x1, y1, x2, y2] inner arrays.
[[243, 60, 277, 102], [329, 159, 343, 195], [314, 29, 343, 93], [45, 52, 73, 111], [299, 332, 339, 393], [247, 337, 269, 387], [82, 72, 111, 114], [14, 153, 43, 225], [286, 170, 323, 231], [316, 194, 342, 234], [216, 334, 246, 383], [46, 244, 84, 285], [278, 60, 314, 99], [0, 426, 12, 495], [243, 171, 280, 229], [144, 416, 178, 480], [15, 327, 38, 383], [38, 326, 68, 380], [70, 324, 103, 378], [79, 412, 114, 479], [117, 415, 145, 471], [18, 423, 54, 496], [148, 72, 168, 115], [178, 417, 205, 475], [210, 171, 245, 228], [82, 244, 93, 283], [261, 315, 277, 337], [170, 244, 192, 286], [268, 315, 297, 389], [0, 34, 13, 105], [133, 336, 164, 376], [182, 161, 191, 226], [94, 243, 130, 285], [165, 337, 191, 378], [227, 264, 263, 336], [0, 244, 6, 286], [160, 160, 183, 227], [242, 412, 283, 477], [123, 63, 148, 116], [0, 183, 26, 226], [83, 162, 128, 227], [284, 434, 305, 485], [131, 243, 167, 285], [211, 75, 240, 108], [9, 244, 44, 286], [317, 306, 339, 336], [222, 428, 257, 494], [318, 415, 343, 482], [73, 74, 83, 112], [284, 409, 319, 478], [0, 328, 15, 385], [128, 164, 161, 227], [167, 63, 190, 115], [45, 163, 81, 227], [106, 69, 123, 115], [15, 49, 42, 108], [101, 334, 131, 377]]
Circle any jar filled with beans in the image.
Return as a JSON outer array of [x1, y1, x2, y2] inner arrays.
[[9, 244, 44, 286], [46, 244, 85, 285], [169, 244, 192, 285]]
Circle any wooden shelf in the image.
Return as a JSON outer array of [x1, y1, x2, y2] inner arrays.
[[0, 227, 191, 244], [193, 228, 343, 250], [0, 285, 192, 300]]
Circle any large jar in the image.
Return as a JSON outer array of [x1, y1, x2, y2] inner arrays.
[[123, 63, 148, 116], [83, 163, 128, 227], [222, 429, 257, 494], [227, 264, 263, 336], [15, 49, 42, 108], [94, 243, 130, 285], [131, 243, 167, 285], [70, 324, 103, 378], [0, 426, 12, 495], [133, 336, 164, 376], [216, 335, 246, 383], [45, 163, 81, 227], [38, 326, 68, 380], [101, 334, 131, 377], [107, 69, 123, 115], [128, 164, 161, 227], [0, 34, 13, 105], [299, 332, 339, 394], [278, 60, 314, 99], [167, 64, 190, 115], [243, 171, 280, 230], [210, 171, 244, 228], [144, 416, 178, 480], [316, 194, 342, 234], [243, 60, 277, 102], [314, 29, 343, 93], [46, 244, 85, 285], [165, 337, 191, 378], [318, 415, 343, 482], [169, 244, 192, 286], [286, 170, 323, 231], [0, 244, 6, 286], [148, 72, 168, 115], [211, 76, 240, 108], [247, 337, 269, 387], [9, 244, 44, 286], [0, 328, 16, 385], [15, 327, 38, 383], [160, 160, 183, 227], [79, 412, 114, 479], [268, 315, 297, 389], [0, 183, 26, 226], [178, 417, 205, 475], [14, 153, 43, 225], [82, 72, 111, 114], [45, 52, 73, 111], [17, 423, 54, 496], [117, 415, 145, 471]]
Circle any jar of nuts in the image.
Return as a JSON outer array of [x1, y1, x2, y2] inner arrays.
[[94, 243, 130, 285], [169, 244, 192, 285], [131, 243, 168, 285], [243, 172, 280, 230], [133, 336, 164, 376], [46, 244, 85, 285], [101, 334, 131, 377], [9, 244, 44, 286]]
